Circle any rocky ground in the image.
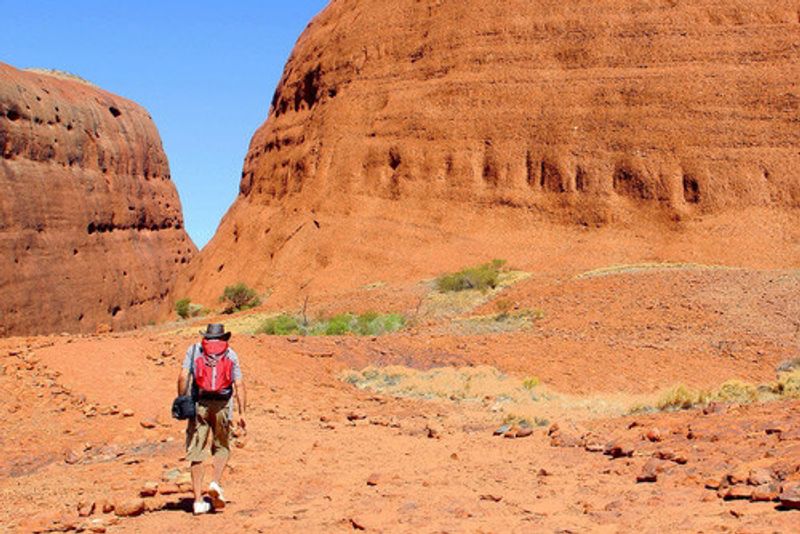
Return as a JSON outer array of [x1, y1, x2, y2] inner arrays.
[[2, 265, 799, 533]]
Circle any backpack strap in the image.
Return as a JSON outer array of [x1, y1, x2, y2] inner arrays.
[[183, 343, 200, 397]]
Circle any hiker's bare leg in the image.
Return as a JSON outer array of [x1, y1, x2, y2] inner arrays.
[[212, 452, 227, 484], [191, 461, 204, 502]]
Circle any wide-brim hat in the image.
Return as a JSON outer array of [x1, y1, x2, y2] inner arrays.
[[199, 323, 231, 341]]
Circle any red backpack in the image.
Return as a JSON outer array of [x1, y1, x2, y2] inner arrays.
[[193, 339, 234, 397]]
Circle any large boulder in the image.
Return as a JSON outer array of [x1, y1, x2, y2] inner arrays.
[[0, 62, 196, 335], [179, 0, 800, 304]]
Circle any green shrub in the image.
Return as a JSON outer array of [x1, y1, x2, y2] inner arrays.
[[175, 298, 192, 319], [220, 283, 261, 314], [354, 312, 405, 336], [436, 260, 506, 293], [256, 311, 405, 337], [522, 376, 541, 390], [256, 314, 301, 335], [324, 314, 353, 335]]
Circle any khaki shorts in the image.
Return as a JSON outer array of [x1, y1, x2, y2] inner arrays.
[[185, 399, 232, 463]]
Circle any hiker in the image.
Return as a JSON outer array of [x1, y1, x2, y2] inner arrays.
[[177, 324, 247, 515]]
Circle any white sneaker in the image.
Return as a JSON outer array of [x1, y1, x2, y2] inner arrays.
[[193, 500, 211, 515], [208, 481, 226, 509]]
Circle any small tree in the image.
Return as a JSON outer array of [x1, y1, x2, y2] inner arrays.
[[220, 283, 261, 314], [175, 298, 192, 319]]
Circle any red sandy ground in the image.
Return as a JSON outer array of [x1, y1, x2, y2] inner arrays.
[[2, 267, 799, 532]]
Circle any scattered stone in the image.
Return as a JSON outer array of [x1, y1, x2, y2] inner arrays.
[[144, 497, 168, 513], [286, 336, 300, 343], [139, 418, 157, 429], [636, 459, 664, 483], [19, 511, 79, 533], [114, 498, 145, 517], [480, 494, 503, 502], [77, 500, 95, 517], [550, 430, 584, 448], [604, 440, 635, 459], [121, 409, 134, 418], [346, 412, 367, 422], [493, 424, 511, 436], [97, 498, 114, 514], [720, 485, 752, 501], [780, 482, 800, 509], [584, 441, 605, 453], [646, 428, 663, 442], [64, 448, 82, 465], [88, 518, 107, 533], [747, 468, 774, 486], [726, 465, 751, 485], [350, 517, 368, 530], [514, 427, 534, 438], [366, 473, 381, 486], [537, 468, 552, 477], [157, 482, 180, 495], [654, 449, 688, 465], [426, 423, 442, 439], [140, 481, 158, 497], [751, 483, 780, 502]]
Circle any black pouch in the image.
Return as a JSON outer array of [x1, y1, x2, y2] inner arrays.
[[172, 395, 196, 420]]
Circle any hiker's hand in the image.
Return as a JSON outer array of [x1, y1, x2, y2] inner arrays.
[[237, 416, 247, 430]]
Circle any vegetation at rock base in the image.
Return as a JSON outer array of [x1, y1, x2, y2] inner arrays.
[[220, 283, 261, 314], [637, 372, 800, 414], [256, 312, 406, 337], [436, 259, 507, 293]]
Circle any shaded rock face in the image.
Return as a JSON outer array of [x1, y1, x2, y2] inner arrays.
[[181, 0, 800, 304], [0, 62, 195, 336]]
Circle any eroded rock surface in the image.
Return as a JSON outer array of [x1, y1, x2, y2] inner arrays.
[[181, 0, 800, 304], [0, 62, 195, 335]]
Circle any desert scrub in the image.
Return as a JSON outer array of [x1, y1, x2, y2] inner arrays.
[[175, 298, 191, 319], [436, 259, 507, 293], [220, 283, 262, 314], [256, 312, 405, 337], [710, 380, 760, 404], [175, 298, 205, 319], [522, 376, 541, 390], [775, 369, 800, 397], [643, 374, 800, 414], [656, 385, 709, 411], [257, 314, 301, 335]]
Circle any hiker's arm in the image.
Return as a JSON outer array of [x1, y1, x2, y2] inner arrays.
[[234, 379, 247, 422], [177, 368, 190, 396]]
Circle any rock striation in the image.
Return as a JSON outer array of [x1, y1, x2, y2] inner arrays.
[[181, 0, 800, 304], [0, 62, 195, 336]]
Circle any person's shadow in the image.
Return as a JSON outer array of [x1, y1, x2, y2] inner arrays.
[[161, 497, 220, 514]]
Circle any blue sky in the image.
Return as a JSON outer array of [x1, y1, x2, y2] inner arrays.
[[1, 0, 329, 248]]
